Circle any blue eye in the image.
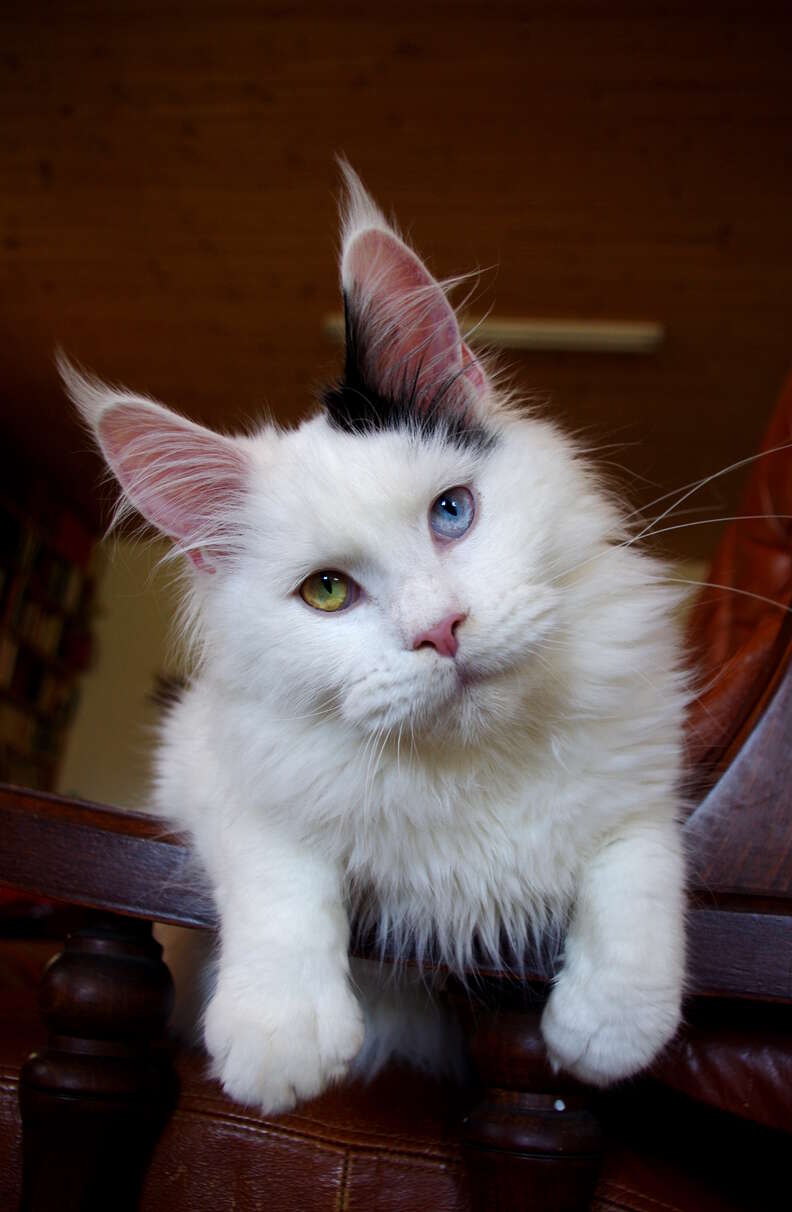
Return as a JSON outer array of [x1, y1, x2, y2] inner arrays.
[[429, 486, 475, 541]]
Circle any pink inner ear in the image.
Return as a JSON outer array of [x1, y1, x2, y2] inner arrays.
[[344, 229, 486, 414], [97, 403, 247, 554]]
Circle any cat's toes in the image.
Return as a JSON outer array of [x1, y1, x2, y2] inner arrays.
[[540, 968, 681, 1087], [204, 982, 365, 1114]]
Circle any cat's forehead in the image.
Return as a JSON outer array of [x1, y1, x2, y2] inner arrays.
[[287, 417, 480, 502], [247, 415, 487, 566]]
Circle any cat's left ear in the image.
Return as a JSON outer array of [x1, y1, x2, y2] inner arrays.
[[336, 165, 491, 423], [59, 355, 250, 573]]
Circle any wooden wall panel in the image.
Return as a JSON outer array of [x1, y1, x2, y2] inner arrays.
[[1, 1, 790, 558]]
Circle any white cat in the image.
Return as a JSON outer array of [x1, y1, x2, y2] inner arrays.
[[62, 165, 687, 1113]]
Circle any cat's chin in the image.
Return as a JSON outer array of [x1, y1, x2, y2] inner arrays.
[[455, 666, 481, 690], [449, 667, 529, 737]]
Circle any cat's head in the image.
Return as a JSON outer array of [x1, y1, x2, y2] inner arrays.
[[63, 166, 620, 746]]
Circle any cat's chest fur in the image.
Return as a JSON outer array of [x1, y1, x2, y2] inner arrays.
[[157, 679, 616, 968]]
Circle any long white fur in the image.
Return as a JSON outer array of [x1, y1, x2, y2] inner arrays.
[[63, 170, 688, 1112]]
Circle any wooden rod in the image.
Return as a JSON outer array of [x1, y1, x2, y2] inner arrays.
[[322, 313, 664, 354]]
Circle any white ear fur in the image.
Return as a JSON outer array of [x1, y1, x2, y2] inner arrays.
[[59, 353, 249, 571], [337, 158, 393, 252], [336, 163, 490, 413]]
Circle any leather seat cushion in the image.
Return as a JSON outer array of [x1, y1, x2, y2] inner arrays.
[[2, 938, 789, 1212], [147, 1048, 471, 1211], [593, 1084, 789, 1212], [650, 998, 792, 1135]]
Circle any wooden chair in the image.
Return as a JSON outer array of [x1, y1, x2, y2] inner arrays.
[[2, 374, 791, 1212]]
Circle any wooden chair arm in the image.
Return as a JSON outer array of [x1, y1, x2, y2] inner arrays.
[[0, 783, 216, 929], [2, 782, 791, 1002]]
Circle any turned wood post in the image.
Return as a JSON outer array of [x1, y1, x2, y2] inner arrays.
[[18, 913, 175, 1212], [459, 998, 603, 1212]]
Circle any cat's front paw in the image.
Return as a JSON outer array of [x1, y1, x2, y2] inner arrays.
[[540, 963, 682, 1087], [204, 976, 365, 1114]]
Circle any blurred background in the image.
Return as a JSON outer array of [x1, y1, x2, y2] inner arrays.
[[0, 1, 790, 806]]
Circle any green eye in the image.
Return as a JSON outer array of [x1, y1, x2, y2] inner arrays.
[[300, 571, 356, 612]]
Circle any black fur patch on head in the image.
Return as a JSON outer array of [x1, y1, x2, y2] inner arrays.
[[321, 295, 496, 454]]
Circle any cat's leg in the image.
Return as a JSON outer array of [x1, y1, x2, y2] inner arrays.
[[349, 958, 468, 1081], [198, 825, 365, 1113], [540, 812, 684, 1086]]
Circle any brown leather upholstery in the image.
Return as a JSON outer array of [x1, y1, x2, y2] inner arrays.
[[147, 1054, 470, 1211], [650, 1000, 792, 1136], [593, 1086, 789, 1212], [686, 370, 792, 776]]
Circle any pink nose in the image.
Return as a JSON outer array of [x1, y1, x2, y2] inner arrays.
[[412, 612, 466, 659]]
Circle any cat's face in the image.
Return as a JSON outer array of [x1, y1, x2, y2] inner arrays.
[[209, 413, 598, 744], [64, 164, 618, 745]]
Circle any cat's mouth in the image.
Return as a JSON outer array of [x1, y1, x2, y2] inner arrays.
[[456, 666, 478, 689], [454, 663, 493, 692], [453, 655, 530, 697]]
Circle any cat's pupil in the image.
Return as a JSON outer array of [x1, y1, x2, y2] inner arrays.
[[441, 497, 458, 516], [299, 570, 353, 612]]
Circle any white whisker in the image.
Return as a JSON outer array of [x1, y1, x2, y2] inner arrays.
[[664, 577, 792, 614]]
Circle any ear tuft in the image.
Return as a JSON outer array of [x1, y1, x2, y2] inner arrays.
[[59, 352, 249, 569], [336, 157, 393, 253], [56, 349, 122, 430]]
